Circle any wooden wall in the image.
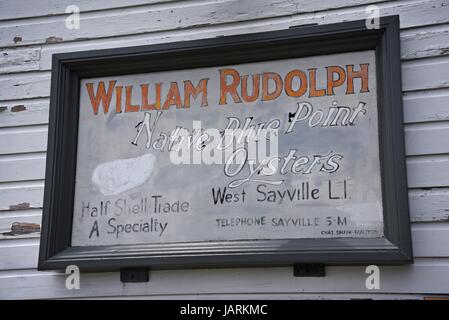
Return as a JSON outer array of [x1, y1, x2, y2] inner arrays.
[[0, 0, 449, 299]]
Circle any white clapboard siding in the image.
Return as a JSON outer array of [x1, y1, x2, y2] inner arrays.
[[0, 0, 396, 22], [0, 125, 47, 154], [403, 88, 449, 123], [412, 223, 449, 257], [0, 0, 316, 47], [405, 122, 449, 156], [0, 238, 39, 270], [0, 209, 42, 240], [402, 56, 449, 92], [0, 2, 445, 74], [0, 181, 44, 211], [10, 2, 436, 76], [0, 22, 447, 77], [0, 99, 49, 128], [0, 72, 50, 102], [409, 188, 449, 222], [0, 0, 447, 48], [401, 23, 449, 60], [0, 153, 46, 183], [407, 155, 449, 188], [0, 47, 41, 74], [0, 258, 449, 299], [0, 0, 173, 20]]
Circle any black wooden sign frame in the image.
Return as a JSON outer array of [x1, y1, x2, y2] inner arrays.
[[38, 16, 413, 271]]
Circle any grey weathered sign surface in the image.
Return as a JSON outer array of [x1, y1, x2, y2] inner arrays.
[[71, 50, 384, 246]]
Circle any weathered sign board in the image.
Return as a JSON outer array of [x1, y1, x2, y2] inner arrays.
[[39, 17, 412, 271], [73, 50, 383, 246]]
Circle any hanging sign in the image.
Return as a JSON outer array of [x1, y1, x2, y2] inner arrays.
[[39, 16, 412, 271]]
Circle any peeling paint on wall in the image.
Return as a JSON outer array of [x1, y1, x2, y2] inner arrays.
[[8, 202, 30, 211], [11, 105, 26, 112], [45, 36, 63, 44], [2, 222, 40, 236]]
